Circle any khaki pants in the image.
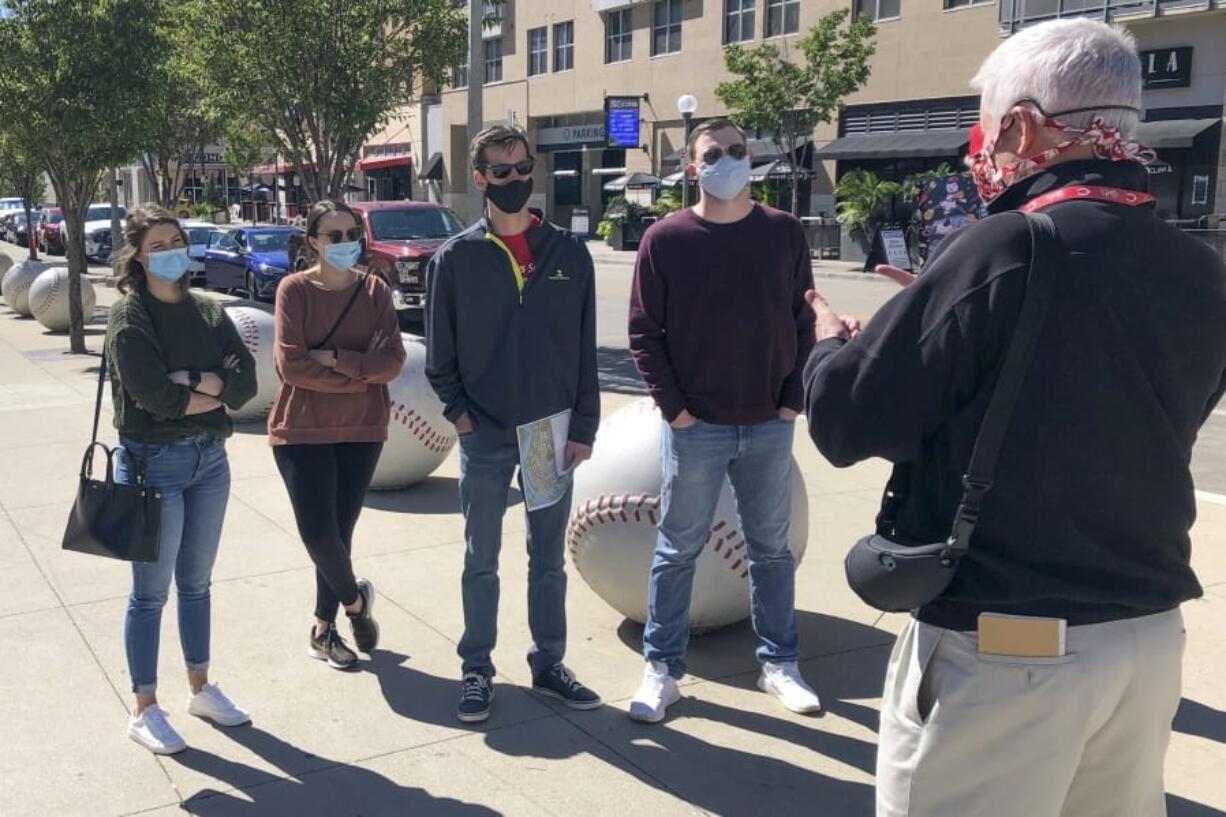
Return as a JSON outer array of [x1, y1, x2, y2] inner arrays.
[[877, 608, 1185, 817]]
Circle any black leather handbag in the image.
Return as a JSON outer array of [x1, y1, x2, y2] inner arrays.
[[845, 212, 1060, 612], [62, 353, 162, 562]]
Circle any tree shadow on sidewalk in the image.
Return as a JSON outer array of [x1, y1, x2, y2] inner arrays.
[[1174, 698, 1226, 744], [173, 725, 502, 817], [1168, 794, 1226, 816]]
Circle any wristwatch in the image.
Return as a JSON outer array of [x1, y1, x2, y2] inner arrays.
[[188, 370, 201, 390]]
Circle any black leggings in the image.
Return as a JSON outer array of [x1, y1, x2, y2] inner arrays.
[[273, 442, 383, 622]]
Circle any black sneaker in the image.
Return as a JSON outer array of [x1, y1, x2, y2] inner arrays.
[[308, 624, 359, 670], [457, 672, 494, 723], [532, 664, 602, 710], [347, 578, 380, 654]]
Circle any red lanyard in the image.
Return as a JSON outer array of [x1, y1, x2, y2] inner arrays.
[[1020, 185, 1156, 213]]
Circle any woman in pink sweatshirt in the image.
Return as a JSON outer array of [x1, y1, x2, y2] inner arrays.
[[269, 199, 406, 670]]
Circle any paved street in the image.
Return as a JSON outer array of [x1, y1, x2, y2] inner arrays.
[[0, 243, 1223, 816]]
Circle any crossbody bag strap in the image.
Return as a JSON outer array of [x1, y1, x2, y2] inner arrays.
[[92, 349, 108, 446], [946, 211, 1061, 553], [315, 273, 368, 350]]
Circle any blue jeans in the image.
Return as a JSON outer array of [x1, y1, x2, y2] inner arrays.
[[644, 418, 800, 679], [116, 434, 230, 694], [457, 432, 570, 679]]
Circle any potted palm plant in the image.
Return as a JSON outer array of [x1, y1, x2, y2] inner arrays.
[[834, 169, 901, 263]]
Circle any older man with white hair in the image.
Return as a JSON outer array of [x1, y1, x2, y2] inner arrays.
[[804, 19, 1226, 817]]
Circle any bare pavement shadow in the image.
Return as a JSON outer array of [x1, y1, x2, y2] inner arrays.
[[174, 726, 501, 817]]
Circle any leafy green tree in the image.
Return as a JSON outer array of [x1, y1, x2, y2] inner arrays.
[[715, 9, 876, 216], [834, 168, 901, 246], [138, 0, 222, 209], [0, 0, 166, 352], [202, 0, 467, 203], [0, 135, 46, 259]]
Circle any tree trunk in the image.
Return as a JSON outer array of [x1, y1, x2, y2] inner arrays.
[[61, 193, 89, 354]]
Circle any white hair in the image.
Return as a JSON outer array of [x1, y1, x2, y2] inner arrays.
[[972, 19, 1142, 137]]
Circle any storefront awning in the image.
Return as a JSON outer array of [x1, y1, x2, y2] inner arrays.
[[813, 130, 969, 160], [418, 152, 444, 182], [1134, 118, 1218, 149], [592, 167, 628, 176], [666, 138, 812, 164], [357, 154, 412, 172]]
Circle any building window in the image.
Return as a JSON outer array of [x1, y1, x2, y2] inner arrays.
[[724, 0, 756, 44], [452, 59, 468, 89], [484, 38, 503, 84], [765, 0, 800, 36], [943, 0, 991, 7], [997, 0, 1172, 30], [553, 20, 574, 72], [653, 0, 682, 55], [852, 0, 900, 22], [528, 27, 548, 76], [606, 9, 633, 64]]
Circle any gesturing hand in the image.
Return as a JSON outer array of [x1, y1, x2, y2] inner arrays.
[[875, 264, 917, 288], [308, 349, 337, 368], [804, 290, 861, 342]]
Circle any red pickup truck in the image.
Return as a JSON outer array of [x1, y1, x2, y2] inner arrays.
[[349, 200, 465, 320]]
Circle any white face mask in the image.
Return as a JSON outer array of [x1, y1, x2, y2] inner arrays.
[[698, 155, 752, 201]]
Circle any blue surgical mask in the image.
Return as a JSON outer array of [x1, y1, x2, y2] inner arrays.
[[147, 248, 191, 283], [322, 241, 362, 271], [698, 155, 752, 201]]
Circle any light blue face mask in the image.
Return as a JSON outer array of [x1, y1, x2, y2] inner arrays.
[[147, 248, 191, 283], [322, 241, 362, 271], [698, 155, 752, 201]]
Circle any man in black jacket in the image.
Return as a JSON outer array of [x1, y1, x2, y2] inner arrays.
[[804, 19, 1226, 817], [425, 125, 601, 723]]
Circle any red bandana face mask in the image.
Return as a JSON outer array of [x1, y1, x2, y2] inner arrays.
[[966, 100, 1156, 203]]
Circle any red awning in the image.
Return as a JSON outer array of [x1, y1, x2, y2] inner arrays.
[[357, 155, 412, 172]]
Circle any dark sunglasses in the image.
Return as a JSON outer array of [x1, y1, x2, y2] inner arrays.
[[477, 158, 536, 180], [319, 227, 364, 243], [699, 143, 747, 166]]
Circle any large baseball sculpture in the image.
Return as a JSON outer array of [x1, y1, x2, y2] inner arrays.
[[29, 266, 95, 332], [0, 254, 13, 279], [1, 258, 47, 316], [223, 305, 279, 421], [369, 334, 456, 490], [567, 398, 809, 631]]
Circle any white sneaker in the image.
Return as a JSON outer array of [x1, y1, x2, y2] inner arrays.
[[628, 660, 681, 723], [758, 661, 823, 715], [128, 705, 187, 755], [187, 682, 252, 727]]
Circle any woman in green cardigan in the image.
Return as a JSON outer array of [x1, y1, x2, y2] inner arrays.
[[105, 207, 257, 755]]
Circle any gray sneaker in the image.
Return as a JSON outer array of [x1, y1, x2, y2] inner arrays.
[[308, 623, 359, 670], [347, 578, 380, 654]]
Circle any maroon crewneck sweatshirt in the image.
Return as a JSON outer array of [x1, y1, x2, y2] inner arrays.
[[628, 204, 816, 424]]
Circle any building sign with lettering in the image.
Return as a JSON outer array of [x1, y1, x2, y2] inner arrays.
[[1141, 47, 1193, 90], [537, 123, 607, 152], [605, 97, 641, 149]]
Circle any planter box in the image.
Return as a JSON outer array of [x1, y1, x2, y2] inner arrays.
[[840, 226, 868, 266], [608, 219, 650, 251]]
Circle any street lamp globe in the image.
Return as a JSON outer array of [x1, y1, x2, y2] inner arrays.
[[677, 94, 698, 116]]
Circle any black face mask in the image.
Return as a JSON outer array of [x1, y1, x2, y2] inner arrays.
[[485, 178, 533, 215]]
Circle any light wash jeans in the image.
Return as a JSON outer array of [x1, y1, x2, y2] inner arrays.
[[644, 418, 800, 679], [457, 432, 570, 679], [116, 434, 230, 694]]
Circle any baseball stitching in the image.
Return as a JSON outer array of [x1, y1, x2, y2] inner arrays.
[[32, 270, 60, 317], [390, 401, 456, 455], [566, 494, 750, 579], [232, 310, 260, 356]]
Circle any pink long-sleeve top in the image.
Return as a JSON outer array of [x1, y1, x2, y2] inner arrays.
[[268, 272, 406, 446]]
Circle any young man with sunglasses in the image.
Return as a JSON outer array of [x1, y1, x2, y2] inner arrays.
[[425, 125, 601, 723], [626, 117, 820, 723]]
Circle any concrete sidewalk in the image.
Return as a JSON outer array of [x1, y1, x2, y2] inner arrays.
[[0, 251, 1223, 817]]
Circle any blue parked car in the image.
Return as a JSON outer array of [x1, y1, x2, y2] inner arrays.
[[203, 226, 303, 302]]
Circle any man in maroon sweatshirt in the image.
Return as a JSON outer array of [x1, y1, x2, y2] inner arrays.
[[626, 118, 820, 723]]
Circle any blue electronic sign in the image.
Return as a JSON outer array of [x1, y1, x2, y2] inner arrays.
[[605, 97, 641, 149]]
